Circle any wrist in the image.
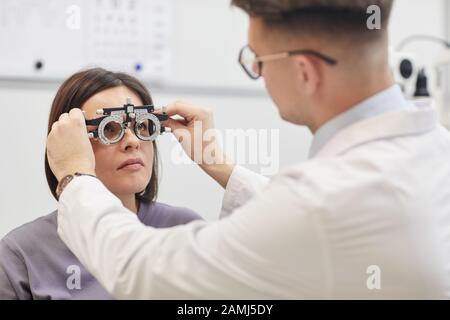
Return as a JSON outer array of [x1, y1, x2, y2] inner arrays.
[[55, 171, 97, 200], [56, 167, 95, 183], [200, 162, 235, 189]]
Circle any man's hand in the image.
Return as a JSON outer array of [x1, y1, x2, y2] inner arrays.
[[46, 108, 96, 182], [162, 101, 235, 188]]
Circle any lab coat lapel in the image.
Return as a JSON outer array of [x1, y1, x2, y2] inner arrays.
[[314, 106, 438, 158]]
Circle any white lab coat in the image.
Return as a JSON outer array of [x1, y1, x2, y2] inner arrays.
[[57, 102, 450, 299]]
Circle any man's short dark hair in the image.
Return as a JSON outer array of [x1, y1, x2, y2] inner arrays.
[[231, 0, 394, 43]]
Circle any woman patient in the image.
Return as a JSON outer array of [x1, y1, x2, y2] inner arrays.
[[0, 68, 202, 299]]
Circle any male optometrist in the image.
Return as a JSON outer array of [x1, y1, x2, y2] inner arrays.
[[46, 0, 450, 299]]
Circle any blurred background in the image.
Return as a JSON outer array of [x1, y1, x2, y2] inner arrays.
[[1, 0, 449, 237]]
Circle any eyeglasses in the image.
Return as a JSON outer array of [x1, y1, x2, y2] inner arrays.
[[85, 102, 169, 145], [238, 45, 338, 80]]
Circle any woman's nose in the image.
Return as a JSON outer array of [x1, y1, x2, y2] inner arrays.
[[121, 127, 140, 151]]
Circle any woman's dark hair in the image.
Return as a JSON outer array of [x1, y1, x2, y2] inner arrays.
[[45, 67, 159, 202]]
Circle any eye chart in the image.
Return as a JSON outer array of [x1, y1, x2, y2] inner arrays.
[[0, 0, 172, 83]]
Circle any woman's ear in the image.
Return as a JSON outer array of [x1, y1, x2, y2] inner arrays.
[[293, 55, 321, 96]]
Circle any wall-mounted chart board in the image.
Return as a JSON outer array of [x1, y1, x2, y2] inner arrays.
[[0, 0, 172, 83], [0, 0, 264, 92]]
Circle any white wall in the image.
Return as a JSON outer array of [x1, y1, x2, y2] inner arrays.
[[391, 0, 448, 66], [0, 0, 448, 237]]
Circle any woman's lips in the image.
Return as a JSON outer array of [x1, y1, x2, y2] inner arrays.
[[117, 158, 144, 170], [119, 163, 143, 171]]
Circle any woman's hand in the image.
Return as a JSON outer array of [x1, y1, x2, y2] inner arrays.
[[46, 108, 96, 182], [162, 101, 235, 188]]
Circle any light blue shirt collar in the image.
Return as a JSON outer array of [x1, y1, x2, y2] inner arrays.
[[308, 85, 410, 158]]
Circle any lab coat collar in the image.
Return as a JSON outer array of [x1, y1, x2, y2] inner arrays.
[[309, 85, 410, 158], [314, 101, 438, 158]]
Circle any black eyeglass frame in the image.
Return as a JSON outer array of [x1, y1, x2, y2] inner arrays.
[[238, 45, 338, 80]]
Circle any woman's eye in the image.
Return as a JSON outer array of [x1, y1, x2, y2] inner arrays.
[[105, 123, 120, 133], [138, 122, 148, 131]]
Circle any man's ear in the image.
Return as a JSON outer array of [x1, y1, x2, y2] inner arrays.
[[293, 55, 321, 95]]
